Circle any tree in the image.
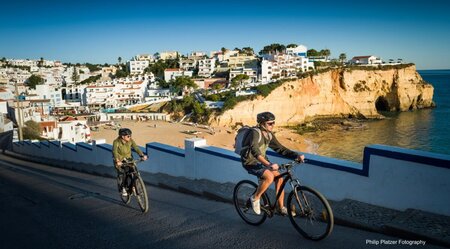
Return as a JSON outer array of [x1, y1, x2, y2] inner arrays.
[[307, 49, 319, 57], [221, 47, 227, 54], [23, 120, 42, 140], [241, 47, 255, 56], [170, 76, 198, 95], [339, 53, 347, 64], [118, 56, 122, 65], [38, 57, 44, 67], [231, 74, 250, 88], [259, 43, 286, 55], [71, 66, 79, 84], [320, 49, 331, 61], [27, 74, 44, 89], [287, 43, 298, 48], [155, 78, 170, 88]]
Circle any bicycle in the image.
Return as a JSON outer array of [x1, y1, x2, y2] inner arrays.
[[233, 160, 334, 240], [118, 158, 149, 213]]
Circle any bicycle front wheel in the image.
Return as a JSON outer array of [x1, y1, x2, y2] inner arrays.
[[134, 175, 149, 213], [233, 180, 269, 226], [287, 185, 334, 240]]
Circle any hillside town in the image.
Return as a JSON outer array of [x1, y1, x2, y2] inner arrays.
[[0, 43, 404, 144]]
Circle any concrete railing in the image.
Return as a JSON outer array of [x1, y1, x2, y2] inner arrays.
[[11, 138, 450, 216]]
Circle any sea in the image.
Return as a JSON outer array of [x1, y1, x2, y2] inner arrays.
[[303, 69, 450, 162]]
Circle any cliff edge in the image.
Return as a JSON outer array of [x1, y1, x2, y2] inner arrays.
[[211, 65, 434, 127]]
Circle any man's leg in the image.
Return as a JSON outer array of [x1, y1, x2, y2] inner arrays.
[[254, 170, 274, 200], [273, 171, 285, 209]]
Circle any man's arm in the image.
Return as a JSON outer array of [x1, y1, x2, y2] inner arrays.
[[131, 139, 144, 157], [269, 135, 299, 159], [112, 140, 122, 164]]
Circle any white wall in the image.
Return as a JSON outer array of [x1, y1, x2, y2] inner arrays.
[[11, 139, 450, 216]]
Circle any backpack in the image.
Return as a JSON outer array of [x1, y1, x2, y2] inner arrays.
[[234, 126, 272, 155]]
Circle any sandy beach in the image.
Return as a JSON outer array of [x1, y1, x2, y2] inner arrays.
[[90, 120, 310, 153]]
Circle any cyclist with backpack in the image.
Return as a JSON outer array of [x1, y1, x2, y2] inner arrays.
[[113, 128, 147, 197], [237, 112, 304, 215]]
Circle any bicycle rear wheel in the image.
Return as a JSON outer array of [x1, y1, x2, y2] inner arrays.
[[287, 185, 333, 240], [233, 180, 269, 226], [134, 175, 148, 213]]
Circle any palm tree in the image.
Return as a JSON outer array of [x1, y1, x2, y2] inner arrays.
[[322, 49, 331, 61], [339, 53, 347, 64], [118, 56, 122, 65]]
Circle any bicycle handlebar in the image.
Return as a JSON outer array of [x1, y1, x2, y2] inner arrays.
[[280, 159, 307, 170]]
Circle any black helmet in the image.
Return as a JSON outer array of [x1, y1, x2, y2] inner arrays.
[[257, 112, 275, 124], [118, 128, 132, 136]]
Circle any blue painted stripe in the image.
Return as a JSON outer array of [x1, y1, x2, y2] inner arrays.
[[147, 143, 185, 157], [62, 142, 77, 152], [364, 145, 450, 170], [266, 150, 368, 176], [97, 144, 113, 152], [77, 142, 93, 151], [49, 140, 61, 147], [32, 142, 41, 148], [195, 147, 241, 162], [40, 141, 50, 147]]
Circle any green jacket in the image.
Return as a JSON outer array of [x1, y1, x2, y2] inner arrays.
[[112, 137, 144, 162], [241, 127, 298, 167]]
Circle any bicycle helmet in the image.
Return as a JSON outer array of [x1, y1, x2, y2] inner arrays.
[[118, 128, 132, 136], [257, 112, 275, 124]]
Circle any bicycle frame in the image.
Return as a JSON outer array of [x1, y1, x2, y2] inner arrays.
[[261, 161, 305, 217]]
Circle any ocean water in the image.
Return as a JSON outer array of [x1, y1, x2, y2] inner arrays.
[[303, 69, 450, 162]]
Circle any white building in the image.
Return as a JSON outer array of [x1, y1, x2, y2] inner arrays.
[[85, 75, 152, 110], [198, 58, 216, 77], [134, 54, 155, 62], [159, 51, 179, 60], [179, 58, 197, 71], [0, 114, 13, 132], [350, 55, 382, 65], [40, 118, 91, 144], [164, 68, 193, 82], [32, 84, 63, 107], [286, 45, 308, 57], [62, 84, 87, 105], [229, 67, 258, 84], [128, 60, 149, 75], [261, 53, 314, 82]]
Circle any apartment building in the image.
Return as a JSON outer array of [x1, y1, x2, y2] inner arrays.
[[85, 75, 152, 110], [40, 118, 91, 144], [227, 54, 258, 69], [229, 67, 258, 83], [350, 55, 382, 65], [261, 53, 314, 82], [128, 60, 149, 75], [164, 68, 193, 82], [159, 51, 179, 60], [198, 58, 216, 77]]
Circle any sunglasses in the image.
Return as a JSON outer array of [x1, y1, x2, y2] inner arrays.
[[266, 121, 275, 126]]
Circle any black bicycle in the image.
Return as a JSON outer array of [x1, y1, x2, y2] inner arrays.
[[233, 160, 334, 240], [119, 158, 149, 213]]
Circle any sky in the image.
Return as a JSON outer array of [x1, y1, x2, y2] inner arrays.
[[1, 0, 450, 69]]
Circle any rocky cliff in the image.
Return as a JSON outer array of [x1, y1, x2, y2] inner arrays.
[[211, 65, 435, 127]]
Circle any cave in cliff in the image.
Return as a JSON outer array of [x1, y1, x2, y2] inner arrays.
[[375, 96, 390, 112]]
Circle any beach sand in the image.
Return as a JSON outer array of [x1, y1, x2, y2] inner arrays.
[[91, 120, 310, 153]]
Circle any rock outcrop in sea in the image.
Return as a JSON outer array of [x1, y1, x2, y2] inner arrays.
[[211, 65, 435, 127]]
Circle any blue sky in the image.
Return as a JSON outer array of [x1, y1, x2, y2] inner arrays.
[[1, 0, 449, 69]]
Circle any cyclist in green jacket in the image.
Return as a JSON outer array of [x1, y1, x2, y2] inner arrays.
[[241, 112, 305, 215], [113, 128, 147, 196]]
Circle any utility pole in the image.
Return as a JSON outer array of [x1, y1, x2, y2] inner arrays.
[[13, 79, 23, 141]]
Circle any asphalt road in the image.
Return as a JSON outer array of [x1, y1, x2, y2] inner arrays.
[[0, 154, 445, 249]]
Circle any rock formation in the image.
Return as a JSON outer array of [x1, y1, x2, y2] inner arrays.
[[211, 65, 434, 127]]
